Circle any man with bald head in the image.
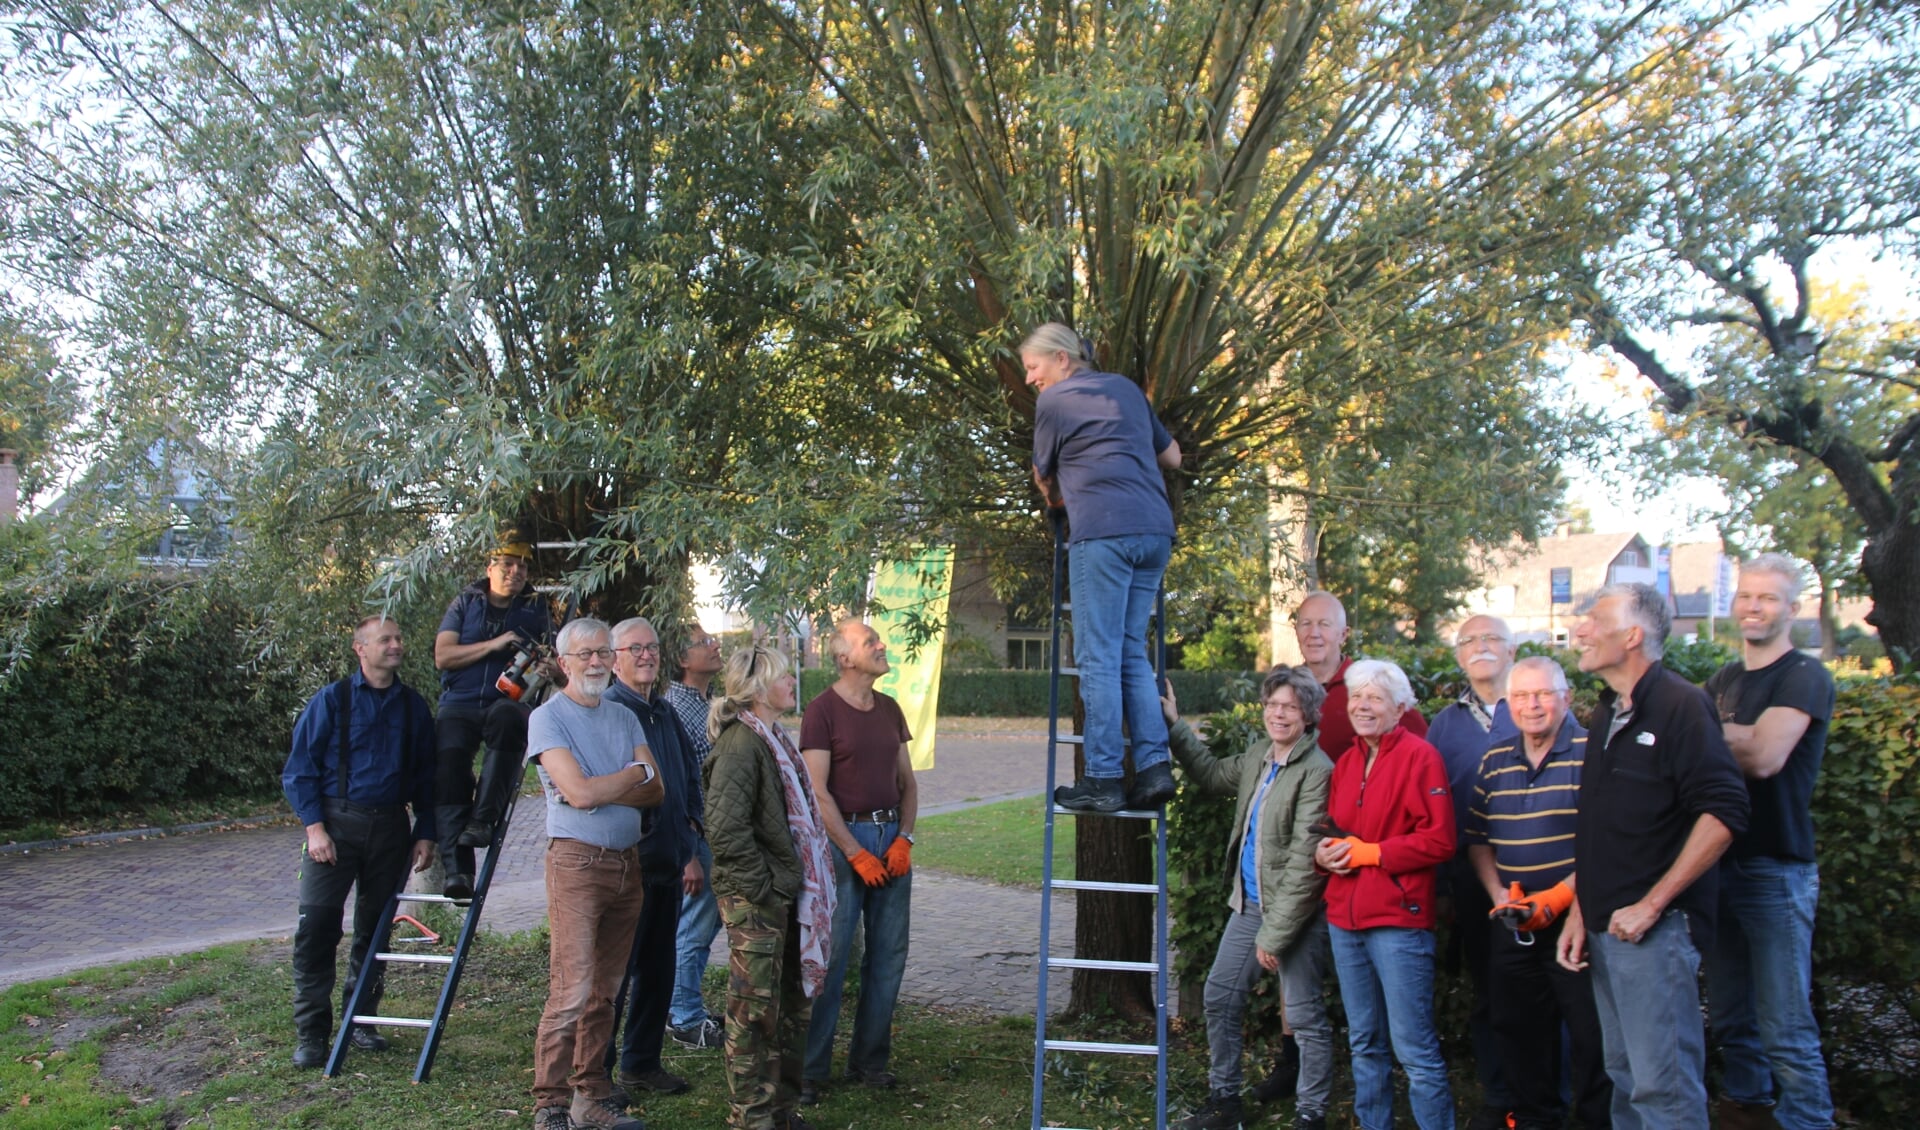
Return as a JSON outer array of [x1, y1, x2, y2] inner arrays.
[[1427, 615, 1520, 1128], [800, 619, 920, 1104], [1292, 590, 1427, 759]]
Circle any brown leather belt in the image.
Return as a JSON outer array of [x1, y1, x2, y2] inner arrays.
[[842, 808, 900, 824]]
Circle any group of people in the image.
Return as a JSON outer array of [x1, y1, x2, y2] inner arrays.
[[1177, 562, 1833, 1130], [282, 323, 1834, 1130], [281, 546, 924, 1130]]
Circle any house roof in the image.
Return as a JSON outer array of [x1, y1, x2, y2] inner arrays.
[[1473, 530, 1652, 619]]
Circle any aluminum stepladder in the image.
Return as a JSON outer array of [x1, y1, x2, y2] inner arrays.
[[325, 799, 515, 1081], [1031, 511, 1171, 1129]]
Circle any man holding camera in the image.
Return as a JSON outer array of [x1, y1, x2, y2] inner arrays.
[[432, 538, 554, 900]]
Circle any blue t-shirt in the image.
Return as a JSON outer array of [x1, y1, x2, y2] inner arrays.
[[1033, 370, 1175, 544], [526, 691, 651, 849]]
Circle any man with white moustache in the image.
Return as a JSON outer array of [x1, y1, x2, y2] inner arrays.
[[526, 618, 666, 1130]]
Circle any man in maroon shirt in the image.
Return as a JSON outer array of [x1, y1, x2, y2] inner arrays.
[[798, 620, 920, 1107], [1293, 590, 1428, 758]]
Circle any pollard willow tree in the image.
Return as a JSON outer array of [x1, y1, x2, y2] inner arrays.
[[747, 0, 1762, 1014], [0, 0, 972, 641]]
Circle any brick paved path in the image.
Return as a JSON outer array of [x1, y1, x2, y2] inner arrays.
[[0, 727, 1077, 1017]]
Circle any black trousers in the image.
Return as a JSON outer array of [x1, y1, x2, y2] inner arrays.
[[1488, 918, 1614, 1127], [434, 697, 530, 873], [606, 869, 686, 1075], [292, 800, 411, 1041]]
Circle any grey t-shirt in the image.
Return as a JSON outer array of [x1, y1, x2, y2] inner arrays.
[[526, 691, 652, 849]]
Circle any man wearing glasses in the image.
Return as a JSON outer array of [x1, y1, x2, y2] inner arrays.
[[527, 618, 665, 1130], [1426, 615, 1520, 1130], [1465, 656, 1611, 1130], [432, 538, 554, 900], [666, 624, 728, 1049], [601, 617, 706, 1100]]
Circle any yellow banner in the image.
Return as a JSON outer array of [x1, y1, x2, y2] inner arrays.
[[870, 546, 953, 770]]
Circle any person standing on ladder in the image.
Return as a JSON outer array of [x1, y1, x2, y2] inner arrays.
[[1024, 321, 1182, 813], [281, 615, 438, 1069], [431, 536, 554, 900]]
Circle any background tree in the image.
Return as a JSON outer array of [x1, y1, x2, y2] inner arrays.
[[0, 301, 76, 508], [1580, 2, 1920, 664]]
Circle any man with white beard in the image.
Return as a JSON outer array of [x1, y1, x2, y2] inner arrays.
[[525, 618, 666, 1130]]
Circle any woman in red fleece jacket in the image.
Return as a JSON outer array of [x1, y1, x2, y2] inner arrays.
[[1314, 659, 1456, 1130]]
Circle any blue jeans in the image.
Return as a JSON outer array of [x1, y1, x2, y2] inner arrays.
[[1068, 533, 1172, 780], [1590, 909, 1709, 1130], [1709, 856, 1833, 1129], [671, 838, 722, 1028], [1204, 908, 1334, 1116], [1329, 925, 1454, 1130], [804, 822, 912, 1081]]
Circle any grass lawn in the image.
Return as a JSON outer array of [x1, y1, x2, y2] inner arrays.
[[915, 795, 1074, 887], [0, 932, 1195, 1129]]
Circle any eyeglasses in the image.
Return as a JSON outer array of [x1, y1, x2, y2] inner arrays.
[[618, 643, 662, 658], [1455, 633, 1509, 648], [1264, 701, 1305, 715], [489, 556, 529, 571], [686, 637, 719, 650], [563, 647, 616, 663], [1508, 690, 1565, 703]]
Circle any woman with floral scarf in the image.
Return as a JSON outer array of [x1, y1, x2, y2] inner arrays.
[[702, 644, 837, 1130]]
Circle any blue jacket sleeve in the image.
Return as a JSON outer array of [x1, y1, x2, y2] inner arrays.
[[281, 690, 333, 828]]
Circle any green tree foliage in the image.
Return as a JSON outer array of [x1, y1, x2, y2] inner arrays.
[[0, 301, 76, 506], [1579, 3, 1920, 665]]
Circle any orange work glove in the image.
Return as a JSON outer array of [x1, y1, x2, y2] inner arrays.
[[1491, 880, 1574, 932], [883, 837, 913, 878], [849, 849, 890, 887], [1339, 836, 1382, 868]]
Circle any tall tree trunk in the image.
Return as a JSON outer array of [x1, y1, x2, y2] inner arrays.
[[1860, 518, 1920, 667]]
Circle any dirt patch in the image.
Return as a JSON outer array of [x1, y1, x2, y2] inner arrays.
[[96, 997, 224, 1109], [45, 1011, 127, 1052]]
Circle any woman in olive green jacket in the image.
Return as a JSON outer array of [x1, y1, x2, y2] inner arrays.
[[1166, 666, 1337, 1130], [702, 645, 836, 1130]]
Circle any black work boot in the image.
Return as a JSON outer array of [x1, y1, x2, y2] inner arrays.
[[1178, 1090, 1245, 1130], [1126, 762, 1176, 809], [1248, 1034, 1299, 1103], [436, 804, 476, 898], [1054, 776, 1126, 813]]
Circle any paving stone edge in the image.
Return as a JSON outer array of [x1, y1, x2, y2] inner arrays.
[[0, 812, 297, 855]]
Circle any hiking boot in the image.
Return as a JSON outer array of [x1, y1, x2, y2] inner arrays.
[[798, 1079, 823, 1106], [1248, 1035, 1299, 1103], [444, 872, 475, 901], [1178, 1090, 1245, 1130], [1715, 1097, 1783, 1130], [1126, 762, 1176, 809], [669, 1017, 724, 1049], [291, 1038, 328, 1069], [456, 818, 497, 848], [348, 1026, 388, 1052], [1294, 1113, 1327, 1130], [780, 1113, 817, 1130], [615, 1067, 689, 1096], [848, 1067, 896, 1088], [569, 1090, 646, 1130], [1054, 776, 1125, 813], [534, 1106, 571, 1130]]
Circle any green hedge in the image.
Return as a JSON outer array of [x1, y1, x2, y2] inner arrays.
[[800, 666, 1260, 717], [0, 575, 306, 826]]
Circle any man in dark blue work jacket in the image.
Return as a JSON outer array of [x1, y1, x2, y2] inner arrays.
[[281, 615, 438, 1068]]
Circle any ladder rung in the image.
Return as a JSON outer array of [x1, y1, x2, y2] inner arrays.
[[1049, 734, 1133, 749], [1048, 957, 1158, 973], [376, 952, 455, 965], [396, 892, 469, 904], [1050, 879, 1159, 894], [1048, 804, 1162, 820], [351, 1014, 434, 1029], [1043, 1038, 1160, 1056], [1059, 665, 1081, 676]]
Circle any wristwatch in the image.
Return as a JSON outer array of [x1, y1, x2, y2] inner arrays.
[[901, 832, 916, 845]]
